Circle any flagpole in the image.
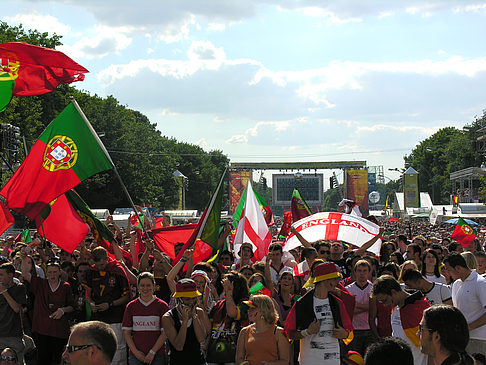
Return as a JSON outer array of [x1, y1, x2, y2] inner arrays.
[[69, 97, 149, 238]]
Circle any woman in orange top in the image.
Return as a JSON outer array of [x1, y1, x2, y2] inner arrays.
[[235, 295, 290, 365]]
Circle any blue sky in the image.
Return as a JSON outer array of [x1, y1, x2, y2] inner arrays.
[[3, 0, 486, 187]]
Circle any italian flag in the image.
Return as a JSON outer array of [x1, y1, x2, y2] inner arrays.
[[0, 102, 113, 220], [451, 217, 477, 248]]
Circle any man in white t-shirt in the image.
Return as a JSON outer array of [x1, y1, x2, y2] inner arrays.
[[444, 252, 486, 357], [401, 269, 452, 306], [345, 259, 374, 357]]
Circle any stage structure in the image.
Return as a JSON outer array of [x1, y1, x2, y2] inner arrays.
[[228, 161, 367, 215]]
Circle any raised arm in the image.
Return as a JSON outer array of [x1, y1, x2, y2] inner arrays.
[[290, 226, 311, 248], [355, 226, 384, 256], [167, 249, 193, 293]]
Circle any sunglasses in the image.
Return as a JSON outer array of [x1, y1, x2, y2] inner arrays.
[[66, 344, 97, 353], [319, 250, 330, 255], [0, 355, 17, 361]]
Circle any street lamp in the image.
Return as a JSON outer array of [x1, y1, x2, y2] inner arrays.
[[173, 170, 188, 210]]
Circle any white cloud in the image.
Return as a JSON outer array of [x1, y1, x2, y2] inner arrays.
[[226, 134, 248, 144], [59, 24, 133, 59], [194, 138, 207, 148], [4, 11, 70, 35]]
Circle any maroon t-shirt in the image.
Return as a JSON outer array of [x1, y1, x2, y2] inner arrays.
[[122, 297, 169, 355], [30, 276, 74, 339]]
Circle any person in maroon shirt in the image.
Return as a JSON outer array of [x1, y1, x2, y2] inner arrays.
[[21, 253, 74, 365]]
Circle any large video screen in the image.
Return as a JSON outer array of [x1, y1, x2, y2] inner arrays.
[[272, 174, 323, 206]]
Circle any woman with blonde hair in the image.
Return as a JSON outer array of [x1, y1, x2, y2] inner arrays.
[[398, 260, 418, 284], [236, 295, 290, 365], [461, 251, 478, 270]]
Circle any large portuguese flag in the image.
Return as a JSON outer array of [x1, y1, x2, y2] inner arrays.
[[0, 102, 113, 220]]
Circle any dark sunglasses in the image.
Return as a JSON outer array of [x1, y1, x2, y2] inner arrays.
[[0, 355, 17, 361], [66, 344, 97, 353], [319, 250, 330, 255]]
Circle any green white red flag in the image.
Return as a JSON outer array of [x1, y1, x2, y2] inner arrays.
[[450, 217, 477, 248], [0, 101, 114, 220], [232, 183, 274, 227], [233, 180, 272, 261]]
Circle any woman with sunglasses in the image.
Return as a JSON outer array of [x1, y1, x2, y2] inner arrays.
[[0, 348, 19, 365], [20, 252, 74, 365], [236, 295, 290, 365]]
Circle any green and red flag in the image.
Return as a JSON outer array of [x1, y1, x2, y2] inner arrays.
[[291, 188, 312, 222], [173, 168, 227, 265], [0, 42, 88, 111], [232, 183, 274, 228], [249, 281, 271, 297], [15, 228, 32, 243], [36, 194, 89, 253], [451, 217, 477, 248], [278, 211, 292, 240], [0, 102, 114, 220]]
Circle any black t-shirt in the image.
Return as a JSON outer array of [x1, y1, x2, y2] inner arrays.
[[154, 276, 171, 304], [0, 282, 27, 337], [86, 270, 129, 324]]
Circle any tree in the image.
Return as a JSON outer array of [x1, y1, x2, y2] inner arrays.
[[404, 127, 477, 204]]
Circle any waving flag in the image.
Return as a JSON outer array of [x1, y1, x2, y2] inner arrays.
[[451, 217, 477, 248], [36, 194, 89, 253], [291, 188, 312, 222], [0, 101, 113, 220], [150, 223, 198, 260], [284, 212, 382, 255], [0, 42, 88, 111], [233, 183, 274, 228], [233, 180, 272, 261], [172, 168, 227, 265], [0, 201, 14, 236]]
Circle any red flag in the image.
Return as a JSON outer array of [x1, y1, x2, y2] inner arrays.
[[0, 42, 88, 97], [0, 201, 14, 236], [149, 223, 198, 260], [291, 188, 312, 222], [450, 217, 477, 248], [35, 194, 89, 253], [278, 211, 292, 239]]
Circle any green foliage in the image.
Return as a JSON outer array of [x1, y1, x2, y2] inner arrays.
[[0, 21, 229, 213], [0, 21, 62, 48], [404, 126, 480, 204], [322, 186, 342, 211]]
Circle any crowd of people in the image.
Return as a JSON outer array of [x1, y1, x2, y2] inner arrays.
[[0, 211, 485, 365]]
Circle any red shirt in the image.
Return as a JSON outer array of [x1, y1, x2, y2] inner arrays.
[[30, 276, 74, 339], [122, 297, 169, 355]]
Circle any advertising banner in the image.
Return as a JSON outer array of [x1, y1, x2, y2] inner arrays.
[[345, 169, 369, 216], [229, 170, 251, 213]]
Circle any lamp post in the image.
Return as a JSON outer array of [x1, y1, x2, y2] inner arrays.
[[173, 170, 188, 210]]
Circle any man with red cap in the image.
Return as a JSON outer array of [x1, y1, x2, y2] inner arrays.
[[284, 262, 353, 364]]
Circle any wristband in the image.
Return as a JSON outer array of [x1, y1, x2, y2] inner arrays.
[[149, 349, 156, 355], [180, 256, 188, 263], [301, 329, 309, 337], [59, 308, 64, 315]]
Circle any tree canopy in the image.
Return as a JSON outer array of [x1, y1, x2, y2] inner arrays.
[[0, 21, 229, 213]]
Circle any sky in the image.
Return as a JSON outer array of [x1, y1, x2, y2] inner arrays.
[[3, 0, 486, 188]]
